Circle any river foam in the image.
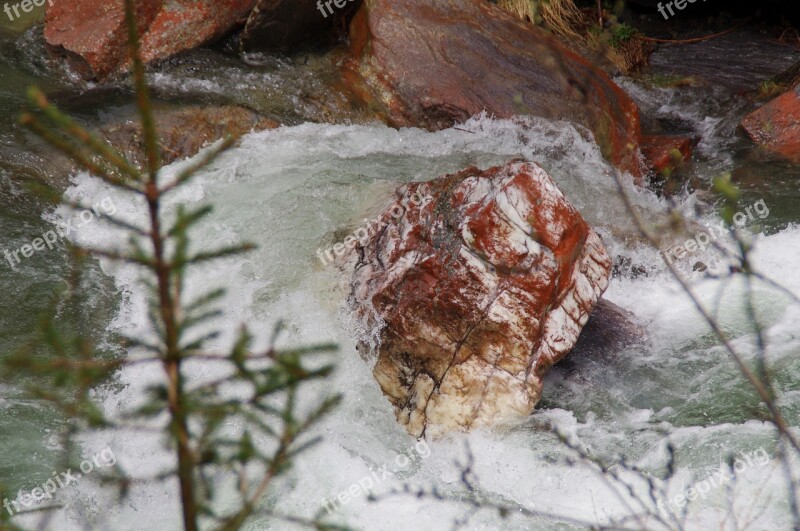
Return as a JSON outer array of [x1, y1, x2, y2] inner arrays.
[[38, 116, 799, 530]]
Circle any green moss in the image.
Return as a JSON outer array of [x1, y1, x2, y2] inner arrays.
[[757, 80, 784, 101], [643, 73, 699, 88], [610, 23, 636, 46]]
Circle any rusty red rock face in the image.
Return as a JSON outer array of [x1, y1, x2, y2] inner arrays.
[[640, 134, 696, 176], [44, 0, 161, 80], [345, 0, 644, 181], [348, 161, 612, 437], [139, 1, 256, 66], [740, 87, 800, 162], [44, 0, 256, 80]]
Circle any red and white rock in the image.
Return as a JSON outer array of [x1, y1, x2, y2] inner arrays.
[[348, 161, 612, 437]]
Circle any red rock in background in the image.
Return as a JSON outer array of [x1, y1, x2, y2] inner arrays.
[[44, 0, 161, 80], [138, 1, 256, 67], [44, 0, 256, 80], [348, 161, 612, 437], [640, 134, 697, 176], [740, 87, 800, 162], [44, 0, 665, 188], [345, 0, 644, 181]]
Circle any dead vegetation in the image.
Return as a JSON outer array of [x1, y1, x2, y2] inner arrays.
[[497, 0, 652, 74]]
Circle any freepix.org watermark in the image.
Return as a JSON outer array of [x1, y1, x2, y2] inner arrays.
[[315, 0, 358, 19], [3, 0, 54, 22], [657, 0, 707, 20], [661, 199, 769, 266], [316, 189, 432, 267], [3, 196, 117, 269], [3, 446, 116, 517], [322, 440, 431, 514], [656, 446, 771, 516]]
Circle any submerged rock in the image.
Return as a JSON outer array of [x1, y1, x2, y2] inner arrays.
[[348, 161, 612, 437], [740, 87, 800, 162], [569, 299, 647, 358], [640, 133, 698, 194], [640, 134, 696, 177], [344, 0, 644, 181], [98, 104, 279, 166], [44, 0, 256, 80]]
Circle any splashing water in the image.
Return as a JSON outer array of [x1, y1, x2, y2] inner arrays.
[[17, 114, 795, 530]]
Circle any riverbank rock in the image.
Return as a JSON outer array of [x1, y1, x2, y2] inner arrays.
[[740, 87, 800, 162], [43, 0, 160, 80], [44, 0, 256, 80], [344, 0, 644, 181], [348, 161, 612, 437], [138, 1, 256, 68], [98, 104, 279, 166]]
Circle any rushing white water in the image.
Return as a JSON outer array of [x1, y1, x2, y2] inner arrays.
[[27, 115, 799, 530]]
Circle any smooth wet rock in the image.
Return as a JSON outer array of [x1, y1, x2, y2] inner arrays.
[[44, 0, 256, 80], [740, 87, 800, 162], [569, 299, 646, 357], [98, 104, 279, 166], [348, 161, 612, 437], [640, 134, 696, 176], [344, 0, 644, 181], [44, 0, 161, 80], [137, 0, 256, 68], [640, 134, 698, 196]]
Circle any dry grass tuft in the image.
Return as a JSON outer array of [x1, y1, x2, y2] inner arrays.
[[497, 0, 651, 74], [588, 28, 651, 74], [497, 0, 540, 23], [499, 0, 583, 40]]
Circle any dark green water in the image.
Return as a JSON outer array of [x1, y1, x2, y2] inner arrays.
[[1, 22, 123, 491]]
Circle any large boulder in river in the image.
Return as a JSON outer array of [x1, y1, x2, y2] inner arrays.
[[344, 0, 644, 181], [348, 161, 612, 437], [44, 0, 256, 80], [740, 87, 800, 163]]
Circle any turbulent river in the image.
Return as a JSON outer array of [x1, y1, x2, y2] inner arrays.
[[1, 22, 799, 531]]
